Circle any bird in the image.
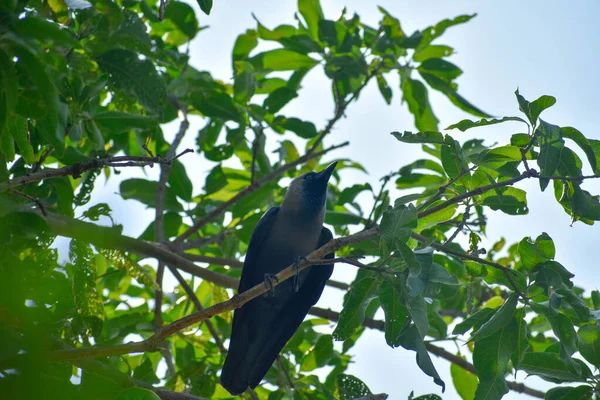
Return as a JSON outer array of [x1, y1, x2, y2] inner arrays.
[[220, 161, 338, 395]]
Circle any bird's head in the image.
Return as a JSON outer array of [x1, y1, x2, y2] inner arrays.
[[282, 162, 338, 215]]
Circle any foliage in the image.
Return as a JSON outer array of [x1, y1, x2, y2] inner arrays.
[[1, 0, 600, 399]]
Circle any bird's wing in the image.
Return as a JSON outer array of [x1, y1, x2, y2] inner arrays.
[[244, 226, 335, 387], [237, 206, 280, 294], [221, 206, 279, 395]]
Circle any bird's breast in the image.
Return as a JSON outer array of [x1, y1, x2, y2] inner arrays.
[[258, 212, 322, 275]]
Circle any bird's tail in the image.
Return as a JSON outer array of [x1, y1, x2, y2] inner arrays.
[[220, 313, 251, 395]]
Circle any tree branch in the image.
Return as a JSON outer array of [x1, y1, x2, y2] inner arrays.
[[154, 114, 190, 377], [0, 150, 193, 191], [173, 141, 349, 245], [47, 229, 379, 361]]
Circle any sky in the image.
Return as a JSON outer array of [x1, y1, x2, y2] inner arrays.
[[78, 1, 600, 398]]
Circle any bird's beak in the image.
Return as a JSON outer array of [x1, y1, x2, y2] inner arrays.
[[314, 161, 338, 185]]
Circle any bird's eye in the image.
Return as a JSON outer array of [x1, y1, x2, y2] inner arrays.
[[304, 173, 315, 180]]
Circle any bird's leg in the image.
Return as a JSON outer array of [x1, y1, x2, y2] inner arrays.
[[263, 273, 279, 298], [293, 255, 308, 293]]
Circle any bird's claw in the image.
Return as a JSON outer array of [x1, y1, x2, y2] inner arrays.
[[293, 256, 308, 293], [263, 273, 279, 298]]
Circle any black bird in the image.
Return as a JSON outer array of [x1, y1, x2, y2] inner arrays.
[[220, 162, 337, 395]]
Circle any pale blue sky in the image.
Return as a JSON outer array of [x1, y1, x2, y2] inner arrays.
[[79, 1, 600, 398]]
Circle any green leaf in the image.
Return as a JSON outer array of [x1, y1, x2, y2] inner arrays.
[[545, 386, 593, 400], [480, 186, 528, 215], [333, 276, 380, 341], [0, 50, 18, 115], [401, 78, 439, 132], [0, 118, 16, 161], [298, 0, 324, 40], [532, 303, 580, 375], [96, 49, 167, 116], [514, 90, 556, 126], [376, 74, 393, 105], [139, 212, 182, 241], [420, 72, 491, 118], [577, 324, 600, 368], [473, 319, 518, 400], [451, 357, 478, 400], [572, 186, 600, 221], [233, 61, 256, 103], [400, 159, 445, 176], [263, 86, 298, 113], [519, 352, 589, 383], [94, 111, 157, 135], [446, 116, 527, 132], [120, 178, 182, 211], [191, 91, 243, 122], [168, 159, 193, 201], [453, 308, 494, 335], [469, 294, 517, 343], [511, 309, 530, 368], [518, 233, 555, 269], [281, 117, 318, 138], [53, 177, 75, 217], [300, 334, 334, 372], [561, 126, 597, 173], [324, 211, 364, 226], [414, 45, 454, 62], [232, 29, 258, 62], [391, 131, 444, 145], [396, 173, 446, 190], [417, 14, 476, 50], [536, 119, 564, 190], [12, 46, 59, 131], [251, 49, 319, 71], [335, 374, 372, 400], [379, 280, 409, 347], [196, 0, 212, 15], [529, 95, 556, 126], [379, 204, 418, 249], [418, 58, 462, 82], [416, 202, 457, 232], [441, 139, 468, 179], [474, 146, 522, 169], [115, 387, 161, 400], [397, 324, 445, 390], [133, 358, 160, 385], [15, 16, 81, 48]]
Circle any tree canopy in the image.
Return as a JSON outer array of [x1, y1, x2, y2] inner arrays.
[[1, 0, 599, 399]]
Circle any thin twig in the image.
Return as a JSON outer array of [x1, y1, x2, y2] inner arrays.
[[8, 189, 50, 216], [417, 168, 472, 212], [158, 0, 169, 20], [276, 356, 295, 390], [154, 113, 190, 378], [365, 173, 393, 228], [444, 203, 471, 245], [0, 150, 194, 191], [173, 141, 349, 245], [249, 123, 264, 184]]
